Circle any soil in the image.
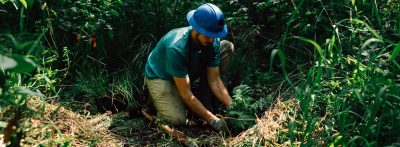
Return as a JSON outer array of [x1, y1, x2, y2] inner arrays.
[[96, 93, 127, 113], [109, 112, 224, 146]]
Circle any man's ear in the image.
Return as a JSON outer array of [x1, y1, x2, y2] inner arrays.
[[191, 29, 202, 41], [193, 29, 204, 37], [190, 29, 198, 39]]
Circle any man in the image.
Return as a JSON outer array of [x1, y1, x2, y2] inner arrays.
[[144, 3, 234, 132]]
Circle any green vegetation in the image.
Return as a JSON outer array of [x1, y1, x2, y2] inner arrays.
[[1, 0, 399, 146]]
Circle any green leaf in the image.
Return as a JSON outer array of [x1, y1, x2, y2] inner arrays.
[[19, 0, 27, 9], [110, 9, 119, 16], [10, 0, 20, 10], [17, 87, 45, 97], [108, 30, 114, 39], [0, 54, 37, 73], [329, 135, 342, 147], [390, 42, 400, 61], [26, 0, 34, 8]]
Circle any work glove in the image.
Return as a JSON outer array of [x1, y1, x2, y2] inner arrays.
[[209, 117, 228, 134]]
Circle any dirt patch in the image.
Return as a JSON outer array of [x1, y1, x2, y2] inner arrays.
[[109, 113, 225, 146], [96, 93, 127, 113]]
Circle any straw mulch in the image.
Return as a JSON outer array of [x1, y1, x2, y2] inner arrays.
[[227, 99, 301, 146], [23, 97, 123, 146]]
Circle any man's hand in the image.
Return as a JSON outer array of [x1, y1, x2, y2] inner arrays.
[[209, 117, 228, 133]]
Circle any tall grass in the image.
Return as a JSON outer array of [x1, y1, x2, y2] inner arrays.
[[271, 2, 400, 146], [122, 39, 154, 107]]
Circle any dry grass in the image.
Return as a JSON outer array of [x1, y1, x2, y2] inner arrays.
[[22, 97, 123, 146], [227, 99, 301, 146]]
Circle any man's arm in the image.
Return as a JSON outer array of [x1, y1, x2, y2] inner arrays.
[[207, 67, 232, 106], [173, 77, 217, 122]]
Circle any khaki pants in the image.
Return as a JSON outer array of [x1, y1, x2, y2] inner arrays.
[[145, 40, 234, 125]]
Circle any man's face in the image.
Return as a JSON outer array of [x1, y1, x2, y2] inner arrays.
[[195, 33, 214, 47]]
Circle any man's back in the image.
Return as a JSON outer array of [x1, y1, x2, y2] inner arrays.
[[145, 27, 191, 80]]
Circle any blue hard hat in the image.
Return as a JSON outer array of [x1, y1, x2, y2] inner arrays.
[[187, 3, 228, 38]]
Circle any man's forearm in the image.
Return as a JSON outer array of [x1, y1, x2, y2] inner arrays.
[[181, 94, 216, 122], [210, 78, 232, 106], [173, 77, 217, 122]]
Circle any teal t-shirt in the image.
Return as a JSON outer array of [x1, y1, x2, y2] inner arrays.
[[145, 26, 221, 80]]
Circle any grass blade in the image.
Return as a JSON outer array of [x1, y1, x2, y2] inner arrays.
[[390, 43, 400, 69], [19, 7, 24, 34], [294, 36, 323, 59], [390, 42, 400, 61], [294, 36, 324, 84], [346, 136, 370, 146], [289, 119, 296, 146], [27, 28, 48, 55], [361, 38, 383, 50], [328, 30, 336, 58], [351, 19, 382, 39], [372, 0, 381, 28], [19, 0, 27, 9], [269, 49, 297, 94]]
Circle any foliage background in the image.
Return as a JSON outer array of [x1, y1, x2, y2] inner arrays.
[[1, 0, 400, 146]]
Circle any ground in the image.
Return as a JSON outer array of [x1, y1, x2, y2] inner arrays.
[[109, 112, 225, 146], [5, 97, 296, 146], [17, 97, 227, 146]]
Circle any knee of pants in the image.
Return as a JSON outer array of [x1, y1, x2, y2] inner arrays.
[[220, 40, 234, 56], [160, 112, 187, 125], [220, 40, 234, 72]]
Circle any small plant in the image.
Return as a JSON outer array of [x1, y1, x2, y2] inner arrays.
[[226, 84, 270, 133]]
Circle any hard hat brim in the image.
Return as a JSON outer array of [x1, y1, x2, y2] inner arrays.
[[187, 10, 228, 38]]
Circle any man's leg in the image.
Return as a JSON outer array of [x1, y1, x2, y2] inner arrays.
[[219, 40, 235, 73], [145, 78, 187, 125], [198, 40, 234, 111]]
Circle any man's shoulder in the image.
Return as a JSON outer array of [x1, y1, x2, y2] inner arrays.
[[164, 27, 190, 40], [164, 27, 191, 52]]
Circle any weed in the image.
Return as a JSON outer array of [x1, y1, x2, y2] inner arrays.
[[226, 85, 271, 134]]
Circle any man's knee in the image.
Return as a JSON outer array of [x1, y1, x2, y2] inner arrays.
[[220, 40, 234, 56], [220, 40, 234, 72]]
